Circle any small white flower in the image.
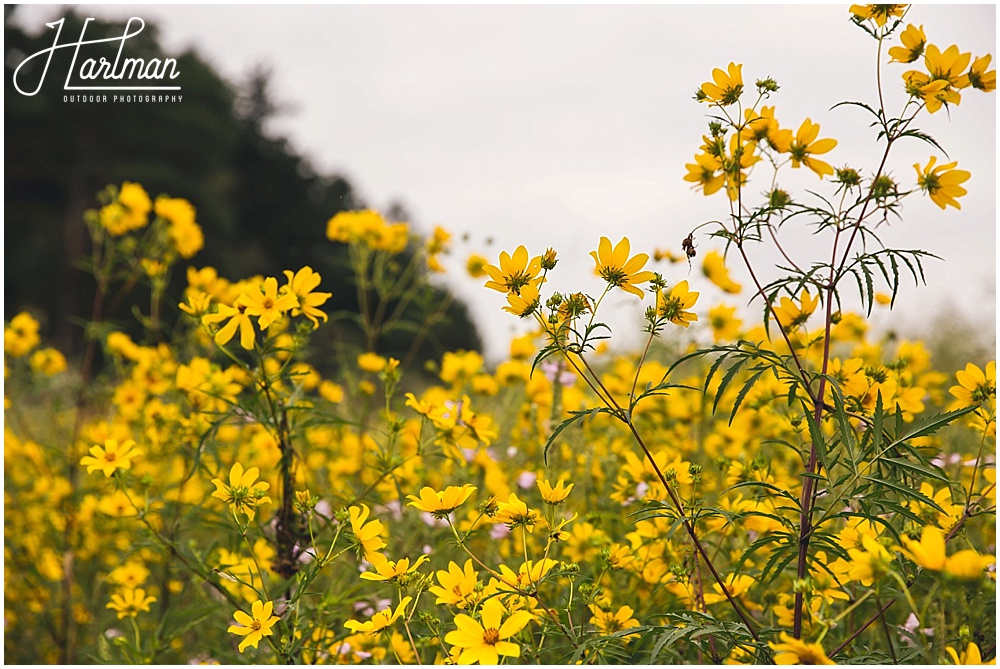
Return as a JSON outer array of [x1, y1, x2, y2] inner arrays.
[[517, 471, 537, 489], [490, 523, 511, 540]]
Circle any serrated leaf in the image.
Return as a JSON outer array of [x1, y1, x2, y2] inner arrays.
[[898, 128, 949, 156], [542, 408, 601, 463], [862, 476, 946, 513], [835, 387, 858, 464], [886, 405, 978, 450], [879, 500, 926, 525], [704, 348, 733, 395], [729, 367, 768, 425], [712, 356, 748, 415], [804, 400, 830, 474], [882, 456, 950, 483]]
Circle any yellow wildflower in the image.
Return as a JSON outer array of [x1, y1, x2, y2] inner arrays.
[[589, 604, 640, 640], [4, 312, 41, 357], [466, 254, 489, 279], [483, 246, 543, 295], [904, 45, 972, 113], [502, 280, 541, 318], [942, 549, 995, 581], [29, 348, 67, 375], [344, 597, 411, 635], [702, 250, 742, 294], [494, 492, 540, 532], [699, 62, 743, 106], [537, 478, 574, 504], [889, 24, 926, 63], [946, 642, 991, 665], [788, 118, 837, 178], [100, 182, 151, 235], [358, 352, 388, 373], [845, 534, 894, 586], [240, 276, 298, 330], [79, 439, 141, 477], [950, 362, 997, 408], [107, 587, 156, 619], [282, 267, 331, 327], [406, 485, 477, 518], [709, 304, 742, 342], [915, 157, 970, 210], [590, 236, 656, 298], [683, 152, 725, 196], [963, 54, 996, 92], [429, 559, 480, 609], [349, 504, 387, 560], [849, 4, 906, 27], [210, 462, 272, 521], [360, 555, 429, 583], [202, 303, 256, 350], [445, 597, 533, 665], [769, 631, 835, 664], [774, 289, 820, 331], [228, 600, 281, 652], [657, 280, 699, 327]]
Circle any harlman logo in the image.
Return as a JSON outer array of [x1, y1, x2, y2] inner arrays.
[[13, 17, 183, 103]]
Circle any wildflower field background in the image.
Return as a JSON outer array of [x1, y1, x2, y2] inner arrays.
[[4, 4, 997, 665]]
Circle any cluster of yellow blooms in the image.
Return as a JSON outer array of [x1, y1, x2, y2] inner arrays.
[[689, 62, 838, 194], [686, 6, 994, 212], [4, 311, 67, 375], [326, 209, 409, 254], [179, 265, 331, 350], [97, 181, 205, 258], [5, 229, 996, 663]]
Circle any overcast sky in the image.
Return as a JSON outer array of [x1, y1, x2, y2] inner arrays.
[[14, 4, 996, 360]]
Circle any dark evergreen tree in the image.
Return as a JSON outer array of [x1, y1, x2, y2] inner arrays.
[[4, 7, 480, 368]]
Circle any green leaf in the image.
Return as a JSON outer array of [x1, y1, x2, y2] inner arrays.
[[861, 262, 874, 315], [882, 457, 950, 483], [804, 399, 830, 474], [725, 480, 802, 507], [828, 382, 856, 464], [872, 391, 885, 458], [543, 408, 608, 464], [898, 128, 949, 156], [886, 404, 978, 450], [879, 501, 927, 525], [862, 476, 946, 513], [729, 367, 768, 425]]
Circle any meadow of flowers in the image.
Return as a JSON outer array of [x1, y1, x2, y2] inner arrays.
[[3, 5, 996, 665]]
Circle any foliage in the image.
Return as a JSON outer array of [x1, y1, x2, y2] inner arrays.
[[3, 7, 480, 365]]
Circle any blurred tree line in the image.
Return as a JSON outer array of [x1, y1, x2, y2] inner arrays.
[[4, 6, 480, 372]]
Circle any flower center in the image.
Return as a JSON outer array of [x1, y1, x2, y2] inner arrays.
[[483, 628, 500, 645], [251, 620, 262, 632], [920, 172, 941, 194], [798, 648, 826, 665], [599, 267, 627, 287], [504, 270, 532, 293], [659, 296, 682, 321], [973, 381, 996, 403]]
